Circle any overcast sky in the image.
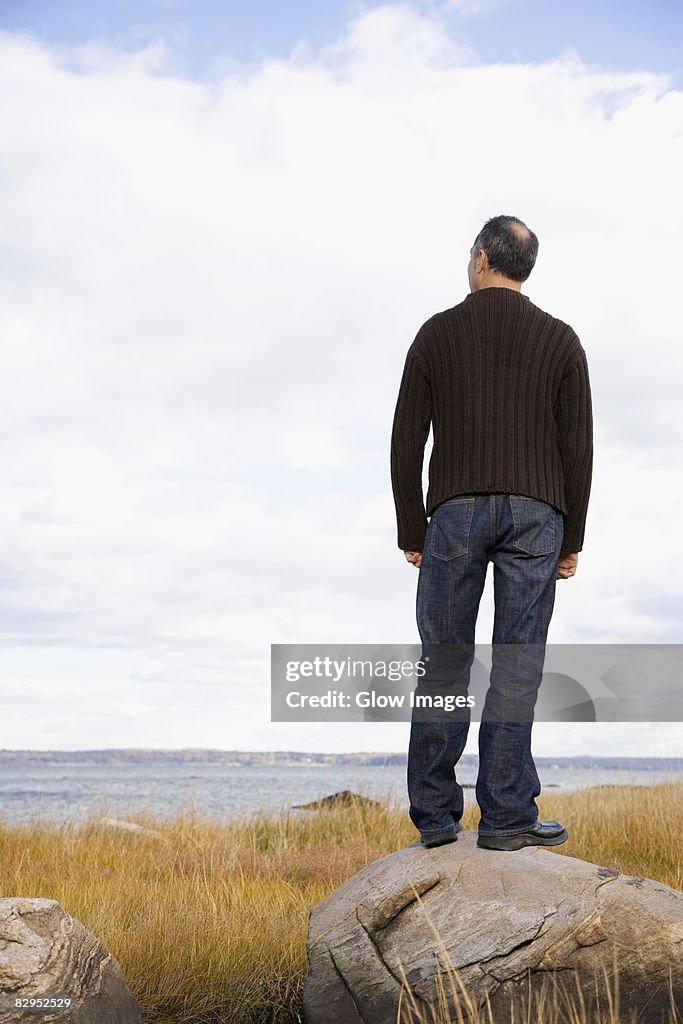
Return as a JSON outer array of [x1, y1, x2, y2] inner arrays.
[[0, 1, 681, 756]]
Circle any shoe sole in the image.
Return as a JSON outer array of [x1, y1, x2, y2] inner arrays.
[[416, 822, 464, 848], [477, 828, 568, 851], [422, 833, 458, 848]]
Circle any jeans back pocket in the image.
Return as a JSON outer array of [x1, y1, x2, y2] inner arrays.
[[509, 495, 557, 556], [430, 497, 476, 560]]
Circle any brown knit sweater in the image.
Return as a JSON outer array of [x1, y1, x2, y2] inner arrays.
[[390, 287, 593, 554]]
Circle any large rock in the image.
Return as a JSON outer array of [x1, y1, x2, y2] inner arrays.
[[0, 898, 143, 1024], [303, 831, 683, 1024], [292, 791, 382, 810]]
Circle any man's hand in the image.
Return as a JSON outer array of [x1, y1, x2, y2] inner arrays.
[[557, 551, 579, 580], [404, 550, 422, 568]]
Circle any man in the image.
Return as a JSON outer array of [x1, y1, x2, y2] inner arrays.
[[390, 214, 593, 851]]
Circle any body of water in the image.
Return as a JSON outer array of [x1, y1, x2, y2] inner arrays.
[[1, 758, 682, 826]]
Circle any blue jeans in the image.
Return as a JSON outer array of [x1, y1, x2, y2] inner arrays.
[[407, 493, 564, 839]]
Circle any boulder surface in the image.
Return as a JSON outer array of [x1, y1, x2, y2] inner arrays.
[[303, 831, 683, 1024], [0, 898, 143, 1024]]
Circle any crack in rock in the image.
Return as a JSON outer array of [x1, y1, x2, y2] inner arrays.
[[354, 909, 405, 992], [327, 947, 363, 1023]]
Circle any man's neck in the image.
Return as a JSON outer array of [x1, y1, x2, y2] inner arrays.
[[473, 275, 522, 293]]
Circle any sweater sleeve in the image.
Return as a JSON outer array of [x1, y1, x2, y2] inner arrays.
[[555, 343, 593, 553], [390, 341, 432, 551]]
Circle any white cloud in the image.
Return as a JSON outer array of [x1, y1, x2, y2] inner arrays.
[[314, 3, 476, 74], [437, 0, 507, 15], [0, 9, 681, 752]]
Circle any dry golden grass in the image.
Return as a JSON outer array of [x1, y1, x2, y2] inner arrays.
[[1, 779, 682, 1024], [397, 951, 682, 1024]]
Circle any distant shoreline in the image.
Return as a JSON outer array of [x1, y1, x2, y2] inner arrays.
[[1, 748, 682, 771]]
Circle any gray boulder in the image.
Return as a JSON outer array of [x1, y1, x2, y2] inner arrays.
[[0, 898, 143, 1024], [303, 831, 683, 1024]]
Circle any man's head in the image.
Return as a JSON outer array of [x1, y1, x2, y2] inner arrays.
[[467, 215, 539, 293]]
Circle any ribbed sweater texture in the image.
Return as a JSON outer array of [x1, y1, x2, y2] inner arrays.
[[390, 287, 593, 554]]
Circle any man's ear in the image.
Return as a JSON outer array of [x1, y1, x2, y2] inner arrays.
[[475, 249, 488, 273]]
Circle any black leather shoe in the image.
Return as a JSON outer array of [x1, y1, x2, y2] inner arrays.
[[414, 821, 464, 848], [477, 819, 568, 851]]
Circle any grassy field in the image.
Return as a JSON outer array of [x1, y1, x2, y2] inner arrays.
[[1, 780, 682, 1024]]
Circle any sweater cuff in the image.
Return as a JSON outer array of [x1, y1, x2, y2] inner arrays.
[[561, 519, 584, 554], [398, 518, 427, 552]]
